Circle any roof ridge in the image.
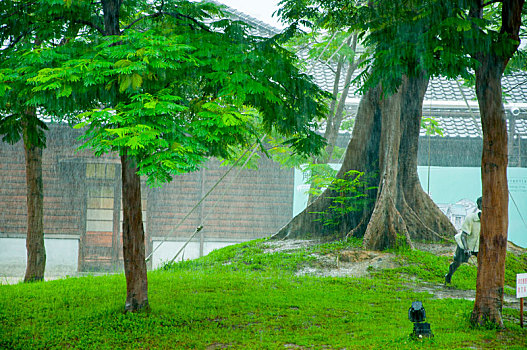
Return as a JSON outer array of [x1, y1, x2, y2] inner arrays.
[[209, 0, 282, 36]]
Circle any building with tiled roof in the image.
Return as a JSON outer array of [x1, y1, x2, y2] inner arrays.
[[421, 74, 527, 167], [220, 1, 527, 167]]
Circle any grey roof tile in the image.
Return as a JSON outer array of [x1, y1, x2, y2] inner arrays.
[[221, 3, 527, 105], [420, 115, 527, 139], [221, 3, 527, 140]]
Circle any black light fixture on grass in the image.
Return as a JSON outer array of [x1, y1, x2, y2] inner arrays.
[[408, 301, 433, 338]]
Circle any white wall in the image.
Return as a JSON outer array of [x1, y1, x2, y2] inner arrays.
[[293, 166, 527, 248], [0, 237, 79, 277], [151, 239, 246, 269], [0, 236, 247, 278]]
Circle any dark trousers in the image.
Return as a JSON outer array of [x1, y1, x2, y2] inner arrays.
[[446, 246, 478, 282]]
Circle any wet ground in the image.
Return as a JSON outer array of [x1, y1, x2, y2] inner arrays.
[[264, 239, 524, 311], [0, 267, 115, 285], [0, 264, 79, 285]]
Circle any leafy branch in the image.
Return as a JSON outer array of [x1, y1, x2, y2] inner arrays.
[[310, 170, 376, 228]]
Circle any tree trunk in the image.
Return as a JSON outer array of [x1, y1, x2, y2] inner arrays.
[[121, 154, 149, 312], [469, 0, 524, 328], [324, 34, 359, 162], [22, 111, 46, 282], [102, 0, 120, 36], [306, 35, 359, 206], [471, 54, 508, 328], [272, 72, 456, 248], [101, 0, 149, 312]]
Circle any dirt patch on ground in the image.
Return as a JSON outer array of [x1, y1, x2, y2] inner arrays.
[[264, 239, 399, 278], [297, 250, 398, 278], [263, 239, 525, 311]]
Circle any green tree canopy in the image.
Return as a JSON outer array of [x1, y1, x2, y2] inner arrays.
[[12, 0, 331, 311], [28, 1, 328, 186]]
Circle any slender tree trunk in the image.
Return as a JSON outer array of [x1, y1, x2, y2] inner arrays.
[[273, 72, 456, 247], [306, 54, 347, 206], [307, 33, 360, 206], [101, 0, 149, 312], [121, 154, 149, 312], [326, 56, 344, 134], [471, 54, 508, 328], [102, 0, 120, 36], [469, 0, 524, 327], [324, 34, 359, 161], [22, 110, 46, 282]]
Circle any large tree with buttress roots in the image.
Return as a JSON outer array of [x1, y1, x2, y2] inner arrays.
[[273, 74, 456, 249], [272, 0, 468, 248]]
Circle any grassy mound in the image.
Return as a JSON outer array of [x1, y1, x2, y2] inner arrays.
[[1, 238, 526, 349]]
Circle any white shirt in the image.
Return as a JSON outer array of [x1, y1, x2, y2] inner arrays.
[[455, 211, 481, 252]]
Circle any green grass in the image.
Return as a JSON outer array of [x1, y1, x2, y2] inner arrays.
[[373, 247, 526, 294], [1, 239, 526, 349]]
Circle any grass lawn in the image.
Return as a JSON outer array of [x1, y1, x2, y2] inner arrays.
[[1, 238, 526, 349]]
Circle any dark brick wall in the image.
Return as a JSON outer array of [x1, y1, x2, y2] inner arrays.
[[0, 124, 294, 246], [0, 125, 87, 238], [147, 158, 294, 241]]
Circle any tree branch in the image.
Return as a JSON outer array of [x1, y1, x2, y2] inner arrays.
[[120, 11, 212, 33], [3, 1, 38, 18], [1, 30, 31, 51], [159, 11, 213, 33], [504, 78, 527, 93], [2, 16, 102, 51], [33, 16, 104, 35], [121, 12, 163, 31]]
